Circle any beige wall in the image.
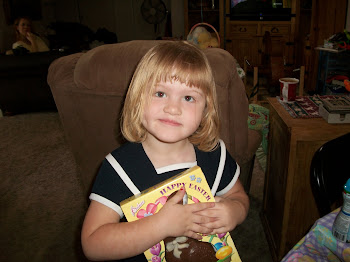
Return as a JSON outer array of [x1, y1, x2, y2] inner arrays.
[[0, 0, 185, 52], [114, 0, 158, 42], [114, 0, 184, 42], [171, 0, 185, 38]]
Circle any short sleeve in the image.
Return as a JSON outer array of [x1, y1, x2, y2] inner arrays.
[[196, 142, 240, 196], [216, 152, 240, 196], [89, 157, 133, 218]]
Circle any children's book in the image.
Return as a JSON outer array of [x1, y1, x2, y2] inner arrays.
[[120, 166, 242, 262]]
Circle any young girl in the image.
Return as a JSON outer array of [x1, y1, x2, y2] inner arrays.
[[81, 41, 249, 261], [12, 16, 49, 53]]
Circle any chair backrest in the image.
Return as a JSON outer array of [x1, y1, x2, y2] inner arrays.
[[310, 132, 350, 217]]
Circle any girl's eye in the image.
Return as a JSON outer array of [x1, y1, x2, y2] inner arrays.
[[155, 91, 166, 98], [184, 96, 194, 102]]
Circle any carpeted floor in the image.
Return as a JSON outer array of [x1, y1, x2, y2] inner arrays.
[[0, 112, 273, 261], [0, 112, 88, 261]]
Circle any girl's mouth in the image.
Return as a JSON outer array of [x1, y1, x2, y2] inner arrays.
[[159, 119, 181, 126]]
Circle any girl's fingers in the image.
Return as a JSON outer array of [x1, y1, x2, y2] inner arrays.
[[167, 189, 215, 212], [187, 231, 203, 240], [192, 224, 213, 235], [166, 188, 186, 204], [187, 202, 215, 213], [200, 220, 220, 229], [194, 208, 217, 218], [192, 214, 217, 224], [209, 227, 229, 235]]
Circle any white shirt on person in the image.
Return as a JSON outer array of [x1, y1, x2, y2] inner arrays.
[[12, 34, 49, 53]]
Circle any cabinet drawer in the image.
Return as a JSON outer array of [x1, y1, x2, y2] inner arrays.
[[229, 24, 257, 35], [261, 25, 290, 35]]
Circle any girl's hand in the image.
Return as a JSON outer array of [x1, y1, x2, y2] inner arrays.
[[195, 180, 249, 234], [156, 188, 215, 240], [197, 196, 243, 233]]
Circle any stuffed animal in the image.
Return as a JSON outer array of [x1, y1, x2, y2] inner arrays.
[[199, 36, 219, 49], [187, 26, 219, 49]]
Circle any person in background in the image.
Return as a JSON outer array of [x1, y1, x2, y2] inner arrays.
[[11, 16, 49, 53]]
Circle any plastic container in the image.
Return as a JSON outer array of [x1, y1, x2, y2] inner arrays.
[[332, 178, 350, 242]]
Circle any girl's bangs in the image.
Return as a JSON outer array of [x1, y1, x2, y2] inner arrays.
[[155, 57, 211, 93]]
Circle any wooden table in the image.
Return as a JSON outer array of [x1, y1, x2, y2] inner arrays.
[[261, 97, 350, 261]]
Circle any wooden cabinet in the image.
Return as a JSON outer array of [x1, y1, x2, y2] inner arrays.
[[225, 21, 294, 67], [261, 23, 293, 63], [184, 0, 297, 67], [184, 0, 224, 48], [262, 97, 350, 261], [225, 22, 259, 66], [184, 0, 347, 83], [225, 0, 297, 68]]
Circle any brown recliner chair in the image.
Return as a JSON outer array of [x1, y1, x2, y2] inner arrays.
[[47, 40, 261, 196]]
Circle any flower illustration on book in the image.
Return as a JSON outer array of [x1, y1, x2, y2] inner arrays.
[[150, 243, 161, 256], [217, 233, 226, 239], [137, 196, 168, 219], [151, 256, 161, 262], [149, 243, 165, 262]]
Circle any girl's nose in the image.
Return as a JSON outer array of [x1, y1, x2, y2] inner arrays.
[[164, 99, 181, 115]]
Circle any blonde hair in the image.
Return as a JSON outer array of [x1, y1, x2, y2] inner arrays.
[[121, 41, 220, 151]]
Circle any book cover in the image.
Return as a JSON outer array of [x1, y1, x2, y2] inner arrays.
[[120, 166, 241, 262]]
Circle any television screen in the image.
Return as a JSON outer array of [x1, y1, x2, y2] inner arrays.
[[232, 0, 277, 8], [231, 0, 248, 8], [230, 0, 291, 21]]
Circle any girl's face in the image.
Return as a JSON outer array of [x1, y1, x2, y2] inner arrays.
[[142, 80, 206, 145], [17, 18, 31, 36]]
